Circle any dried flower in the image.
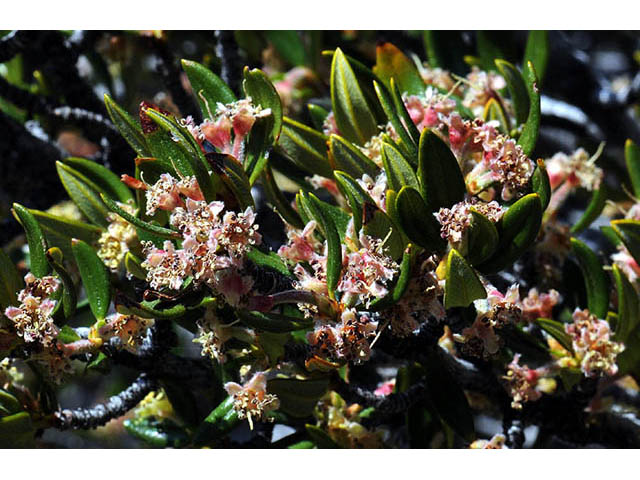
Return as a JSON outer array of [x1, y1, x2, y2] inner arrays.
[[224, 372, 279, 429], [521, 288, 560, 322]]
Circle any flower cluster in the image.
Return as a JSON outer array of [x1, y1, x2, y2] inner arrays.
[[192, 306, 233, 363], [504, 354, 556, 409], [435, 197, 504, 249], [135, 174, 261, 308], [307, 308, 378, 364], [224, 372, 279, 430], [564, 309, 624, 377], [185, 97, 271, 161], [97, 203, 138, 271], [97, 313, 154, 353]]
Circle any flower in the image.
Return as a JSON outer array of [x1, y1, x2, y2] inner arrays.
[[211, 207, 261, 266], [337, 234, 398, 304], [611, 245, 640, 283], [99, 313, 154, 353], [193, 307, 232, 363], [470, 433, 508, 449], [98, 203, 138, 271], [504, 354, 556, 409], [224, 372, 279, 429], [565, 309, 624, 377], [322, 111, 340, 136], [546, 148, 603, 192], [521, 288, 560, 321], [141, 240, 191, 291], [357, 172, 388, 212], [463, 67, 507, 115], [403, 88, 456, 132], [435, 197, 504, 249], [278, 220, 320, 264]]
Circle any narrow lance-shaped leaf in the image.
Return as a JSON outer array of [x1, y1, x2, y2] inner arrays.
[[482, 98, 509, 134], [307, 103, 329, 131], [517, 61, 541, 156], [71, 238, 111, 321], [104, 93, 151, 157], [571, 185, 607, 235], [611, 219, 640, 266], [531, 159, 551, 212], [390, 78, 421, 146], [381, 141, 419, 192], [101, 193, 181, 240], [524, 31, 549, 86], [62, 157, 133, 204], [260, 165, 303, 229], [329, 134, 378, 179], [277, 117, 332, 178], [237, 310, 313, 333], [242, 66, 283, 141], [373, 42, 425, 96], [330, 48, 378, 145], [625, 139, 640, 198], [570, 238, 609, 319], [535, 318, 574, 353], [373, 80, 418, 160], [181, 59, 236, 118], [418, 129, 466, 211], [613, 264, 640, 343], [12, 203, 49, 278], [56, 161, 110, 228], [307, 193, 343, 300], [495, 59, 529, 126], [46, 247, 77, 320]]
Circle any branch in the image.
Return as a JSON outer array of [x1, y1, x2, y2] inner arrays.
[[52, 373, 156, 430]]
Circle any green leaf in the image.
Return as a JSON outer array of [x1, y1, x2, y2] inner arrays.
[[308, 103, 329, 131], [305, 424, 339, 449], [424, 351, 475, 442], [476, 31, 506, 71], [194, 396, 239, 445], [422, 31, 468, 75], [418, 129, 466, 211], [243, 66, 283, 141], [330, 48, 378, 146], [306, 193, 343, 300], [46, 248, 77, 320], [62, 157, 133, 204], [12, 203, 49, 277], [71, 238, 110, 321], [395, 186, 445, 253], [524, 31, 549, 86], [124, 417, 189, 448], [466, 209, 499, 266], [478, 193, 542, 273], [104, 93, 151, 157], [57, 324, 81, 344], [0, 412, 35, 448], [482, 98, 509, 134], [613, 264, 640, 343], [246, 247, 293, 277], [181, 59, 236, 118], [369, 244, 414, 311], [0, 248, 22, 310], [211, 153, 255, 210], [517, 61, 541, 156], [265, 31, 308, 66], [28, 209, 102, 247], [373, 80, 418, 160], [625, 139, 640, 198], [143, 108, 217, 201], [333, 170, 372, 235], [277, 117, 332, 178], [0, 388, 22, 415], [381, 142, 419, 192], [373, 42, 425, 96], [115, 294, 187, 319], [267, 375, 329, 418], [100, 193, 180, 240], [535, 318, 573, 353], [124, 252, 147, 281], [571, 185, 607, 234], [260, 165, 303, 229], [495, 59, 529, 126], [56, 161, 110, 228], [444, 249, 486, 309], [570, 238, 609, 319], [237, 310, 312, 333], [329, 134, 378, 179], [362, 204, 406, 261], [531, 159, 551, 211], [611, 219, 640, 266], [390, 78, 421, 146]]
